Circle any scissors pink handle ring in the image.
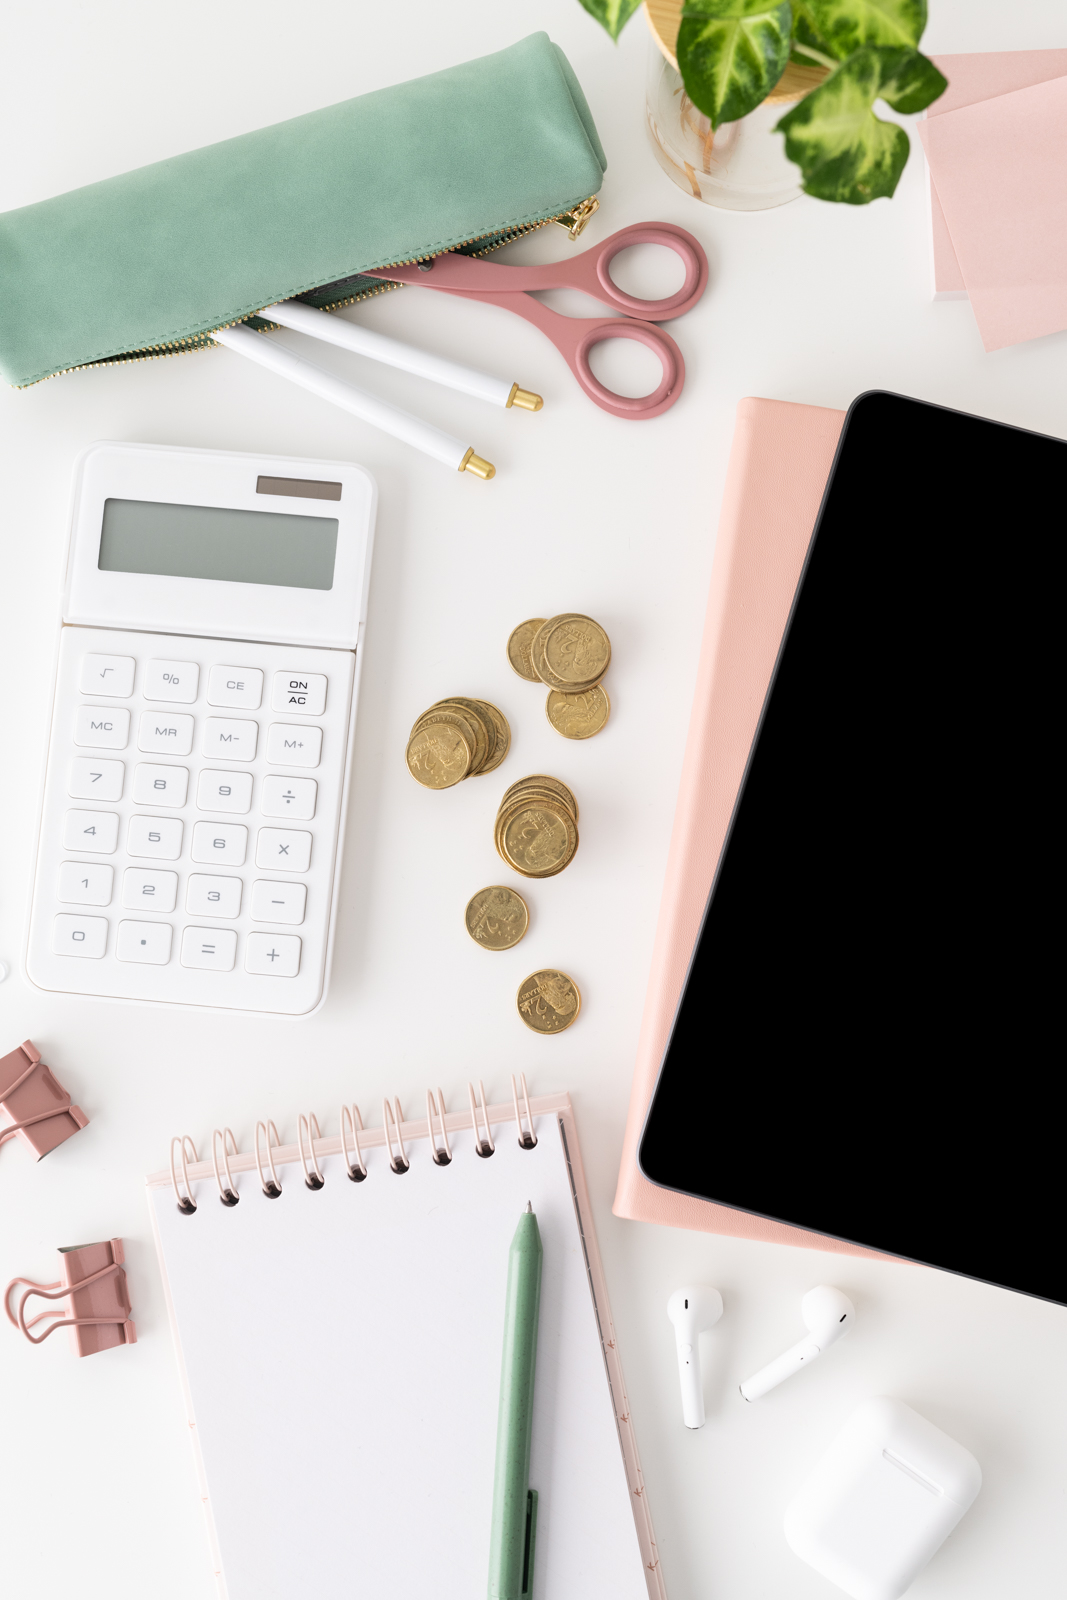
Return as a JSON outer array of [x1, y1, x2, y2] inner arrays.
[[547, 314, 684, 420]]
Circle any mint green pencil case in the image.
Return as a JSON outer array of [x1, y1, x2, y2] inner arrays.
[[0, 33, 605, 389]]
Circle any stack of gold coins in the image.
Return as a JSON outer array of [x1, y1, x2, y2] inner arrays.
[[494, 775, 579, 878], [507, 614, 612, 739], [405, 698, 510, 789]]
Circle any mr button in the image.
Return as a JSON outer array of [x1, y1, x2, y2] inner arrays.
[[272, 673, 326, 715]]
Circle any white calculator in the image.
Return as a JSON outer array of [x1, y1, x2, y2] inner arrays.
[[25, 442, 375, 1016]]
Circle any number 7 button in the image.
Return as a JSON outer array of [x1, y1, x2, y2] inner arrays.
[[256, 828, 311, 872]]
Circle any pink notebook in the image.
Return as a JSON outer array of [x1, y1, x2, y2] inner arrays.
[[613, 397, 887, 1258]]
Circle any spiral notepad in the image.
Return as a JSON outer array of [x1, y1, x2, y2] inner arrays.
[[147, 1082, 661, 1600]]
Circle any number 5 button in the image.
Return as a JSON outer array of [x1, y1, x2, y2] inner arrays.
[[256, 828, 311, 872]]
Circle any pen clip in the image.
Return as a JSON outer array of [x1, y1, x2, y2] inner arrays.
[[522, 1489, 538, 1598]]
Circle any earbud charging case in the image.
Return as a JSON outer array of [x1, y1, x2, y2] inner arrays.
[[784, 1398, 982, 1600]]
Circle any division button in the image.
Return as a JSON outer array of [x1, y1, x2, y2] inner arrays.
[[207, 665, 263, 710], [52, 913, 108, 958], [57, 862, 114, 906], [68, 757, 124, 802], [143, 659, 200, 703], [116, 920, 173, 965], [245, 932, 301, 977], [132, 763, 189, 807], [79, 654, 135, 698], [203, 717, 259, 762], [127, 815, 184, 860], [256, 828, 312, 873], [181, 926, 238, 971], [261, 775, 317, 820], [191, 821, 248, 866], [62, 809, 120, 854], [186, 874, 243, 919], [250, 880, 307, 925], [197, 770, 253, 814], [138, 712, 194, 756], [74, 706, 130, 750], [266, 723, 322, 768], [122, 868, 178, 913], [272, 672, 326, 715]]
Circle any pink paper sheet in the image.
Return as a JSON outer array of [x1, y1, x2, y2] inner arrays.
[[919, 73, 1067, 351], [925, 51, 1067, 299]]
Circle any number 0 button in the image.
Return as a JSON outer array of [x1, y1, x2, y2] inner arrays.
[[256, 828, 312, 872], [191, 822, 248, 866]]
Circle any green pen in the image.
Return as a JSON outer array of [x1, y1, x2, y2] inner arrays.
[[488, 1202, 543, 1600]]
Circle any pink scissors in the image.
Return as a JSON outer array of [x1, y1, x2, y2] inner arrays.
[[364, 222, 708, 421]]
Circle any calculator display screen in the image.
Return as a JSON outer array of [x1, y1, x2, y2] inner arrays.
[[98, 498, 338, 590]]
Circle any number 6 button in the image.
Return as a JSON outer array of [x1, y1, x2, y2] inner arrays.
[[256, 828, 312, 872], [191, 822, 248, 866]]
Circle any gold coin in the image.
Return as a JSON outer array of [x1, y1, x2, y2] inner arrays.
[[546, 685, 610, 740], [432, 698, 492, 774], [499, 803, 578, 878], [411, 706, 482, 774], [500, 774, 578, 822], [540, 614, 611, 690], [475, 700, 511, 774], [494, 796, 570, 868], [406, 721, 472, 788], [464, 886, 529, 950], [529, 618, 555, 686], [507, 619, 547, 683], [516, 969, 581, 1033]]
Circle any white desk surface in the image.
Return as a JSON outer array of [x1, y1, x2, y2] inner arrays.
[[1, 3, 1064, 1596]]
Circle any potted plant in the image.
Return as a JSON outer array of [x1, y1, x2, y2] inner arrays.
[[581, 0, 947, 207]]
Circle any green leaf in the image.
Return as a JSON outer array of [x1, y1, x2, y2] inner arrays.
[[776, 45, 947, 203], [803, 0, 926, 61], [678, 0, 793, 129], [575, 0, 644, 43], [790, 1, 838, 62]]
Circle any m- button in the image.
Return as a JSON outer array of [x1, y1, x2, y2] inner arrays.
[[272, 672, 326, 716]]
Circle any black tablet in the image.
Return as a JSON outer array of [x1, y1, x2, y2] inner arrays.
[[639, 392, 1064, 1305]]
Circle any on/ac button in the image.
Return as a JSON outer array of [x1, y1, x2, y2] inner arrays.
[[272, 672, 326, 715]]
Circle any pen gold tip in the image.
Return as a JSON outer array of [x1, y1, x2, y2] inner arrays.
[[507, 384, 544, 412], [459, 448, 495, 479]]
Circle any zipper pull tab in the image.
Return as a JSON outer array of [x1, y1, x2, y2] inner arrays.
[[553, 197, 600, 241]]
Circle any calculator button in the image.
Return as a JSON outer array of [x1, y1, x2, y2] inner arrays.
[[256, 828, 312, 872], [117, 920, 173, 965], [63, 809, 120, 853], [52, 914, 108, 958], [127, 815, 184, 860], [122, 868, 178, 913], [181, 927, 237, 971], [266, 723, 322, 768], [261, 775, 317, 820], [144, 659, 199, 703], [186, 874, 243, 919], [208, 665, 263, 710], [245, 932, 301, 977], [133, 763, 189, 807], [138, 712, 194, 756], [74, 706, 130, 750], [58, 862, 113, 906], [68, 758, 124, 802], [272, 673, 327, 716], [203, 717, 259, 762], [250, 880, 307, 925], [79, 654, 135, 698], [197, 770, 253, 814], [191, 821, 248, 866]]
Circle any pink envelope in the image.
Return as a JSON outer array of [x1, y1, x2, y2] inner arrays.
[[925, 51, 1067, 300]]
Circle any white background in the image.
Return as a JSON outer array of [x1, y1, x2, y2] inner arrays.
[[1, 2, 1064, 1597]]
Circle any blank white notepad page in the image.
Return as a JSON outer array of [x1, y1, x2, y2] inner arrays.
[[149, 1108, 650, 1600]]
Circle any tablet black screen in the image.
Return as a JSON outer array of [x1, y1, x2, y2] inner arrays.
[[639, 392, 1064, 1305]]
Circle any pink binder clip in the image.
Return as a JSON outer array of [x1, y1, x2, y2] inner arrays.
[[0, 1039, 89, 1161], [4, 1239, 136, 1357]]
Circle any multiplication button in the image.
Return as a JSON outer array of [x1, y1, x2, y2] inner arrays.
[[256, 828, 311, 872], [245, 933, 301, 977], [181, 927, 237, 971], [272, 673, 326, 715], [266, 724, 322, 768]]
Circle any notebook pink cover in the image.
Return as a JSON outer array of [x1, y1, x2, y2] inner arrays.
[[613, 397, 887, 1258], [925, 51, 1067, 301]]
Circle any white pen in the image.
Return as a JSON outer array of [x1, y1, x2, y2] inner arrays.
[[259, 299, 543, 413], [212, 322, 496, 478]]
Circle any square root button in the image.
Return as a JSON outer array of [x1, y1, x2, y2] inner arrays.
[[245, 932, 301, 977], [181, 927, 237, 971]]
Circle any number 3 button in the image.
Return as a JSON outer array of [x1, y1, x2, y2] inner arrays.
[[256, 828, 312, 872]]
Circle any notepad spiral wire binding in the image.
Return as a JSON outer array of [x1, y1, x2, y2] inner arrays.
[[168, 1074, 538, 1213]]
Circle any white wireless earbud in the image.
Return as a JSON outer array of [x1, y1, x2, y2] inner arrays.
[[667, 1286, 723, 1429], [739, 1285, 855, 1402]]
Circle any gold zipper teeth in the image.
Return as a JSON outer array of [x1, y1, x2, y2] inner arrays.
[[20, 198, 599, 384]]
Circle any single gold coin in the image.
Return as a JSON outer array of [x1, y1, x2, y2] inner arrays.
[[499, 803, 578, 878], [475, 700, 511, 774], [507, 619, 547, 683], [494, 795, 572, 867], [500, 774, 578, 822], [464, 886, 529, 950], [405, 721, 473, 788], [516, 969, 581, 1033], [432, 698, 492, 774], [540, 614, 611, 690], [546, 685, 611, 739], [529, 618, 555, 686]]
